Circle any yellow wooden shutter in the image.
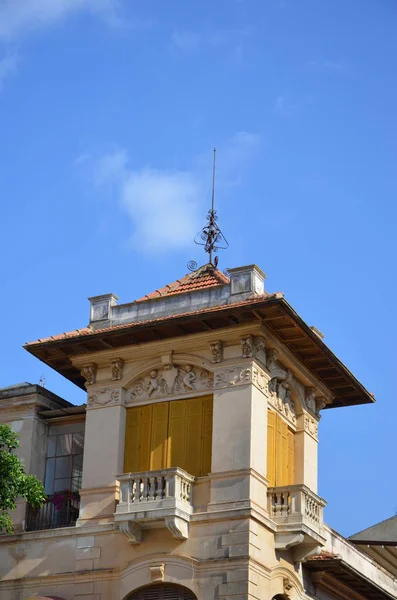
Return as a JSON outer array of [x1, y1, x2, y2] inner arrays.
[[124, 406, 142, 473], [167, 400, 186, 470], [201, 395, 213, 476], [139, 404, 153, 471], [184, 398, 203, 476], [275, 415, 289, 486], [267, 410, 276, 487], [287, 429, 295, 485], [150, 402, 169, 470]]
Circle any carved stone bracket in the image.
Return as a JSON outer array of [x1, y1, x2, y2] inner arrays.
[[129, 363, 212, 402], [316, 396, 327, 415], [81, 363, 97, 386], [165, 516, 189, 540], [119, 521, 142, 544], [111, 358, 124, 380], [214, 364, 269, 394], [241, 335, 266, 363], [210, 340, 223, 363], [88, 388, 122, 408]]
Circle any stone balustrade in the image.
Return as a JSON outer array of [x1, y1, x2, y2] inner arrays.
[[115, 468, 195, 542], [267, 484, 326, 556]]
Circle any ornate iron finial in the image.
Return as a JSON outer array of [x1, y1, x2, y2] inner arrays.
[[193, 148, 228, 267]]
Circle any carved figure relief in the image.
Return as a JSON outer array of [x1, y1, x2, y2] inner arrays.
[[305, 387, 317, 413], [267, 351, 297, 424], [129, 364, 212, 401], [111, 358, 124, 381], [210, 340, 223, 363], [81, 363, 97, 386]]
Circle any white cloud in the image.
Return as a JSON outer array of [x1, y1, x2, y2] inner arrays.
[[88, 132, 262, 254], [0, 51, 19, 89], [275, 95, 298, 117], [0, 0, 122, 42]]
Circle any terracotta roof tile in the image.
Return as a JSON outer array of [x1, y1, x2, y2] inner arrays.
[[136, 263, 230, 301]]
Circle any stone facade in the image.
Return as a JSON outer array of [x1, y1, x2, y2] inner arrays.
[[0, 265, 395, 600]]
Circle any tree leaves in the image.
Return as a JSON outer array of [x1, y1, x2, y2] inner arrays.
[[0, 423, 46, 533]]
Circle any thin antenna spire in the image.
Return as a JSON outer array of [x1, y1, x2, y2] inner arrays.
[[192, 148, 228, 268], [211, 147, 216, 212]]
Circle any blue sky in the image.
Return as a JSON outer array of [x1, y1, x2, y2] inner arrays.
[[1, 0, 396, 538]]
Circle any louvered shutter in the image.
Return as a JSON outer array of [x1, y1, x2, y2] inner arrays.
[[129, 583, 197, 600], [167, 400, 186, 469], [267, 410, 276, 486], [201, 395, 213, 476], [287, 428, 295, 485], [124, 407, 142, 473], [150, 402, 169, 470], [184, 398, 203, 476]]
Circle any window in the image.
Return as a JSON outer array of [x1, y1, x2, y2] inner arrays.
[[44, 422, 85, 494], [124, 396, 213, 477], [267, 409, 295, 487]]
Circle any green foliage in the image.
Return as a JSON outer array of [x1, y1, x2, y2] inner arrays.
[[0, 423, 46, 533]]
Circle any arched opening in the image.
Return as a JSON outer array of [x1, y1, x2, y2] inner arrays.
[[126, 584, 197, 600], [273, 595, 289, 600]]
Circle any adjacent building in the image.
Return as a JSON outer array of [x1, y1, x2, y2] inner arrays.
[[0, 262, 395, 600]]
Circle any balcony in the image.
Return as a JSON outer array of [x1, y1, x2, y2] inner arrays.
[[25, 493, 80, 531], [267, 485, 326, 560], [115, 468, 195, 543]]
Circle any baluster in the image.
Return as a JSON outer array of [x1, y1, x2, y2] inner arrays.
[[142, 477, 149, 501], [164, 475, 171, 498], [149, 477, 156, 500]]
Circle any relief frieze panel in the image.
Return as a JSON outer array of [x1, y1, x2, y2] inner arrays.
[[129, 363, 213, 401], [88, 388, 122, 408], [214, 364, 269, 394]]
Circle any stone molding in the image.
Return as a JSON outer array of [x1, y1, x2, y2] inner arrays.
[[213, 363, 269, 394], [87, 388, 122, 409]]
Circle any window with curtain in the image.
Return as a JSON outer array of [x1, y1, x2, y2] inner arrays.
[[124, 395, 213, 477], [267, 409, 295, 487], [44, 421, 85, 494]]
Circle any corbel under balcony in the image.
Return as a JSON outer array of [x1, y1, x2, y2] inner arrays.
[[267, 484, 327, 562], [115, 467, 195, 544]]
